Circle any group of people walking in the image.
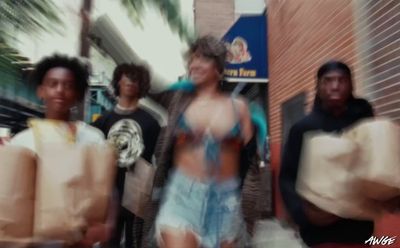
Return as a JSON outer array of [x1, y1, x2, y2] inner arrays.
[[7, 34, 381, 248]]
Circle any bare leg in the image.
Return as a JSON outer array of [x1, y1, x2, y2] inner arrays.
[[160, 229, 199, 248]]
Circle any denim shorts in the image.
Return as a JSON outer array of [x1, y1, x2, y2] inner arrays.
[[155, 169, 244, 248]]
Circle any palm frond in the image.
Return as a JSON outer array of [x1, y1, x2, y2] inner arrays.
[[119, 0, 194, 42], [0, 0, 64, 44], [120, 0, 146, 24]]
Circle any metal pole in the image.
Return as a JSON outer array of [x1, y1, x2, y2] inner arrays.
[[75, 0, 92, 121]]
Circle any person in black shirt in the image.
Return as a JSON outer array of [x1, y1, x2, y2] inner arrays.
[[279, 60, 374, 248], [93, 63, 161, 248]]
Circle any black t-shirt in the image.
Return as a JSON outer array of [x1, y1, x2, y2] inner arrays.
[[92, 108, 161, 166]]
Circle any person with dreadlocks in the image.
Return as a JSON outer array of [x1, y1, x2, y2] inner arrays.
[[279, 60, 374, 248]]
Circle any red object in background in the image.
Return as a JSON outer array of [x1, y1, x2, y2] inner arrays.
[[373, 214, 400, 248]]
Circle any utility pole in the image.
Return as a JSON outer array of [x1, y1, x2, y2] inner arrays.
[[80, 0, 92, 58], [74, 0, 92, 121]]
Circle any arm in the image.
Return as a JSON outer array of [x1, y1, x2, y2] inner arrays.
[[148, 120, 161, 163], [78, 128, 116, 246], [79, 191, 118, 247], [140, 116, 162, 163], [236, 98, 254, 144], [351, 98, 374, 119], [279, 125, 311, 226], [279, 125, 339, 227], [148, 80, 195, 111], [236, 98, 257, 186], [239, 133, 257, 188], [364, 103, 374, 118], [148, 90, 176, 110]]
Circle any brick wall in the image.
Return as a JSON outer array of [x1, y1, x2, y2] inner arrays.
[[353, 0, 400, 121], [269, 0, 400, 177], [268, 0, 359, 217], [268, 0, 358, 146], [268, 0, 400, 238], [194, 0, 235, 38]]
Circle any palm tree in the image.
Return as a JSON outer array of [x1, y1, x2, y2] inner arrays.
[[1, 0, 191, 120], [1, 0, 192, 71], [0, 0, 63, 44], [120, 0, 194, 42], [0, 0, 63, 72], [0, 0, 191, 52]]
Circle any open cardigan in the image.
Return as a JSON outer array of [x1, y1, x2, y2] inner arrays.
[[142, 89, 269, 247]]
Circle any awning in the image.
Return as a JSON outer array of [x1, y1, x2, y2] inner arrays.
[[222, 14, 268, 83]]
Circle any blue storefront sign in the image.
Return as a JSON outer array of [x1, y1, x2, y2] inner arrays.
[[223, 14, 268, 83]]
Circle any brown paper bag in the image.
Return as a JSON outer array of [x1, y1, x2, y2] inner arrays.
[[84, 145, 117, 223], [122, 158, 156, 219], [34, 144, 88, 243], [34, 144, 116, 243], [0, 146, 36, 238], [296, 133, 383, 220], [344, 118, 400, 201]]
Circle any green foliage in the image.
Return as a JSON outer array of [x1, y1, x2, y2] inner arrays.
[[120, 0, 195, 42], [0, 0, 63, 43]]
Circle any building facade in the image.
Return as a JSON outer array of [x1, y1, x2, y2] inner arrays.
[[194, 0, 266, 38], [268, 0, 400, 237], [194, 0, 235, 38]]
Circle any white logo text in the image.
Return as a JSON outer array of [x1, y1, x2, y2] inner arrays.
[[365, 236, 396, 246]]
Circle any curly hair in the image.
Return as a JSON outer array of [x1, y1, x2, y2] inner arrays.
[[30, 54, 89, 101], [111, 63, 150, 98], [187, 35, 227, 74]]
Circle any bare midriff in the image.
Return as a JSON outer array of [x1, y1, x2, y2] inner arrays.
[[174, 142, 241, 182]]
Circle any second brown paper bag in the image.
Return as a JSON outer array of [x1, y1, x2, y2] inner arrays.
[[344, 118, 400, 201], [296, 132, 382, 220], [0, 146, 36, 239]]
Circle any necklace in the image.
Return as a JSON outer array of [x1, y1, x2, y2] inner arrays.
[[116, 103, 137, 111], [115, 104, 137, 114]]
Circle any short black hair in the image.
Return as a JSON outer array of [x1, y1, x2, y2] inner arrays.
[[30, 54, 89, 101], [111, 63, 150, 98], [317, 60, 352, 82], [314, 60, 354, 106]]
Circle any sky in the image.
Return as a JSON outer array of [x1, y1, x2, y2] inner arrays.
[[15, 0, 195, 89], [14, 0, 266, 89], [92, 0, 195, 87]]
